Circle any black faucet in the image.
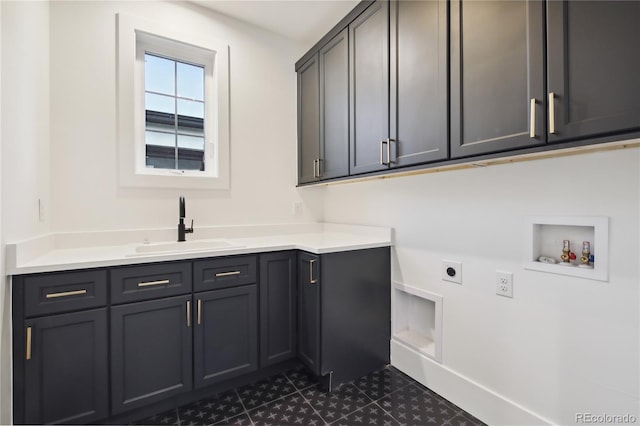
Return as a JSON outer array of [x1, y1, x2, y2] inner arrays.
[[178, 196, 194, 242]]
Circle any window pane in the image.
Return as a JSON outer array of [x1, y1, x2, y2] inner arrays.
[[145, 121, 174, 134], [146, 93, 175, 114], [177, 115, 204, 139], [145, 54, 175, 95], [178, 149, 204, 171], [177, 62, 204, 101], [145, 130, 175, 147], [178, 135, 205, 150], [178, 99, 204, 118], [146, 146, 176, 169]]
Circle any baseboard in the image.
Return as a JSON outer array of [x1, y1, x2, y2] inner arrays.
[[391, 339, 554, 425]]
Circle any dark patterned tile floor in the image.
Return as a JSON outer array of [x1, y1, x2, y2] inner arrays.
[[132, 365, 486, 426]]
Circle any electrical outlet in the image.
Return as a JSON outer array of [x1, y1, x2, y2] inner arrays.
[[496, 270, 513, 298], [442, 260, 462, 284]]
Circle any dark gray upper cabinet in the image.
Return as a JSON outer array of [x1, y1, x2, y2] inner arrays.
[[193, 285, 258, 388], [390, 0, 448, 166], [111, 295, 193, 414], [24, 308, 108, 425], [349, 0, 390, 175], [297, 54, 320, 184], [547, 1, 640, 142], [450, 0, 545, 158], [259, 252, 297, 367], [319, 29, 350, 180]]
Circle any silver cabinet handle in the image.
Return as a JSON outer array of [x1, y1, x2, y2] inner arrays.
[[309, 259, 318, 284], [548, 92, 556, 134], [26, 327, 32, 361], [530, 98, 536, 138], [215, 271, 241, 277], [186, 300, 191, 327], [45, 289, 87, 299], [137, 279, 170, 288], [381, 139, 393, 165], [197, 299, 202, 325], [312, 159, 322, 179]]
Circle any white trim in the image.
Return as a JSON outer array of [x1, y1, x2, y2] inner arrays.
[[116, 13, 230, 190], [391, 340, 555, 425]]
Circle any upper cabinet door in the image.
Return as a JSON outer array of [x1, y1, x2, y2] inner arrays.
[[450, 0, 545, 158], [349, 1, 390, 175], [297, 55, 320, 184], [547, 1, 640, 142], [390, 0, 448, 166], [319, 29, 350, 180]]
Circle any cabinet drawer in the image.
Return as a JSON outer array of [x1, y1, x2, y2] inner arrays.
[[194, 255, 257, 292], [110, 262, 192, 304], [23, 270, 107, 317]]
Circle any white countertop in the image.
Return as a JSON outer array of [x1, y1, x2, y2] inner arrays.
[[6, 223, 392, 275]]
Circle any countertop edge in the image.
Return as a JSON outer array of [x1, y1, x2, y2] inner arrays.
[[6, 223, 393, 276]]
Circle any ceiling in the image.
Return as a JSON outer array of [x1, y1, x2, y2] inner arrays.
[[192, 0, 359, 47]]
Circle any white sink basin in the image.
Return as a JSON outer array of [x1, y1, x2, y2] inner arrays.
[[130, 239, 244, 256]]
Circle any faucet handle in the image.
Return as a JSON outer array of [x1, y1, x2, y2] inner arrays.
[[186, 219, 194, 234]]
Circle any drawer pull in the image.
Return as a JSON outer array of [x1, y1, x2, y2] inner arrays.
[[187, 300, 191, 327], [215, 271, 241, 277], [137, 279, 170, 287], [26, 327, 32, 361], [197, 299, 202, 325], [45, 289, 87, 299]]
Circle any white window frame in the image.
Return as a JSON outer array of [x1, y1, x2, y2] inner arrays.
[[117, 13, 230, 189]]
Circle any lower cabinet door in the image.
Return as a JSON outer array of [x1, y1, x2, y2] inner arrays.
[[297, 252, 320, 375], [24, 308, 108, 425], [111, 295, 192, 414], [194, 285, 258, 388], [259, 251, 297, 367]]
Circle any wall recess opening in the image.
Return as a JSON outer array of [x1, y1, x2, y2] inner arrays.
[[524, 216, 609, 281], [392, 281, 442, 363]]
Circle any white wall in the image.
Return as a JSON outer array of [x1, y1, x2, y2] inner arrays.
[[318, 146, 640, 425], [49, 0, 319, 234], [1, 1, 50, 243], [1, 1, 51, 424]]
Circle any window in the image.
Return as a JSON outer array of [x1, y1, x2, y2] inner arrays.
[[144, 53, 206, 171], [117, 13, 230, 189]]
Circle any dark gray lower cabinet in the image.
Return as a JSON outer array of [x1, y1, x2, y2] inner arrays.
[[298, 248, 391, 387], [14, 248, 390, 423], [194, 285, 258, 388], [24, 308, 108, 425], [111, 295, 192, 414], [259, 252, 297, 367], [297, 252, 321, 374]]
